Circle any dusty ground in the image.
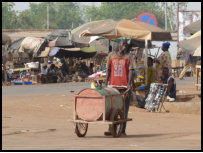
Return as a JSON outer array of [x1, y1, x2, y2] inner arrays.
[[2, 78, 201, 150]]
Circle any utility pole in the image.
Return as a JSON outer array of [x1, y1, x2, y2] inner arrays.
[[47, 3, 49, 30], [165, 2, 167, 31], [177, 2, 179, 46]]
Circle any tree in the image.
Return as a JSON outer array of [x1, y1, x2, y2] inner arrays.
[[2, 2, 188, 30], [159, 2, 188, 31], [53, 2, 84, 29], [2, 2, 17, 29], [15, 2, 84, 29], [82, 2, 188, 30], [83, 2, 166, 27]]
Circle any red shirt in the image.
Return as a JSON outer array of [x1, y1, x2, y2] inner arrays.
[[106, 51, 135, 88]]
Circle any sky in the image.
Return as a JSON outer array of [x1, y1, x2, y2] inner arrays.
[[13, 2, 201, 12]]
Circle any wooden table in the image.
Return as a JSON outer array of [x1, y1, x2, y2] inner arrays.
[[12, 68, 31, 72], [195, 65, 201, 90], [11, 68, 40, 82]]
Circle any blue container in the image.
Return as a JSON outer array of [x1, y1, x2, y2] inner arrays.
[[24, 81, 32, 85], [137, 86, 147, 90], [13, 80, 23, 85]]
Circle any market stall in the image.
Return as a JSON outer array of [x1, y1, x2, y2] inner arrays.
[[80, 19, 172, 89]]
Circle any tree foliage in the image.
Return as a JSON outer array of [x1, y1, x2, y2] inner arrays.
[[83, 2, 188, 30], [2, 2, 17, 29], [2, 2, 188, 30]]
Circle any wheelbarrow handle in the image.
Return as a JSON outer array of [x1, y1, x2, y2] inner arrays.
[[122, 88, 131, 99]]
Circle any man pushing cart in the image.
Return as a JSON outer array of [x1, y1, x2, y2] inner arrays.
[[70, 40, 135, 137]]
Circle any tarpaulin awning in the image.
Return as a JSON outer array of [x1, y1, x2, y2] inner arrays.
[[49, 47, 60, 56], [50, 46, 96, 59], [18, 37, 47, 57], [46, 29, 89, 48], [71, 19, 115, 44], [179, 30, 201, 54], [48, 37, 73, 47], [193, 45, 201, 56], [46, 29, 73, 47], [5, 37, 25, 54], [80, 19, 172, 41], [186, 30, 201, 40], [37, 47, 52, 57], [183, 20, 201, 35]]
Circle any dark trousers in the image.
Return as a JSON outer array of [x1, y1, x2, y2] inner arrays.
[[108, 89, 131, 133], [119, 89, 131, 133]]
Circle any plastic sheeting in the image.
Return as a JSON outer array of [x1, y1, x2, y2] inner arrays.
[[183, 20, 201, 35]]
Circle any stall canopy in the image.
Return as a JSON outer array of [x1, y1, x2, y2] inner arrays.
[[80, 19, 172, 41], [71, 19, 115, 44], [179, 30, 201, 55], [183, 20, 201, 35], [45, 29, 88, 48], [193, 45, 201, 56], [5, 37, 25, 54], [80, 19, 172, 86], [49, 46, 96, 59], [37, 47, 53, 57], [46, 29, 72, 47], [18, 37, 47, 57], [71, 19, 121, 54], [72, 19, 153, 55]]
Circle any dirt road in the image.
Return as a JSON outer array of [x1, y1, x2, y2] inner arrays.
[[2, 80, 201, 150]]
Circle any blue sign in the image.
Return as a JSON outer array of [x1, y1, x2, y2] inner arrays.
[[136, 13, 157, 26]]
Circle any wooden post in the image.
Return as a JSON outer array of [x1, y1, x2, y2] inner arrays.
[[196, 65, 198, 90], [3, 63, 8, 83], [145, 40, 148, 86]]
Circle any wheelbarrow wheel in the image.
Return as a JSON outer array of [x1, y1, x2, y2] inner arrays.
[[75, 123, 88, 137], [110, 109, 124, 137]]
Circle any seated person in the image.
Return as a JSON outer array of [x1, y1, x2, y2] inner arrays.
[[136, 57, 155, 91], [140, 66, 174, 109], [47, 64, 57, 83], [161, 67, 176, 102], [40, 63, 48, 83]]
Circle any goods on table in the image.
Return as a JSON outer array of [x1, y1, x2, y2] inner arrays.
[[88, 70, 106, 79], [25, 62, 39, 69], [11, 80, 23, 85]]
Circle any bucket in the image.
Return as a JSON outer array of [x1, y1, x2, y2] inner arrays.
[[24, 81, 32, 85]]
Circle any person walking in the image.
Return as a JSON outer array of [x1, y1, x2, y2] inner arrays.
[[104, 40, 136, 136], [179, 52, 196, 80]]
